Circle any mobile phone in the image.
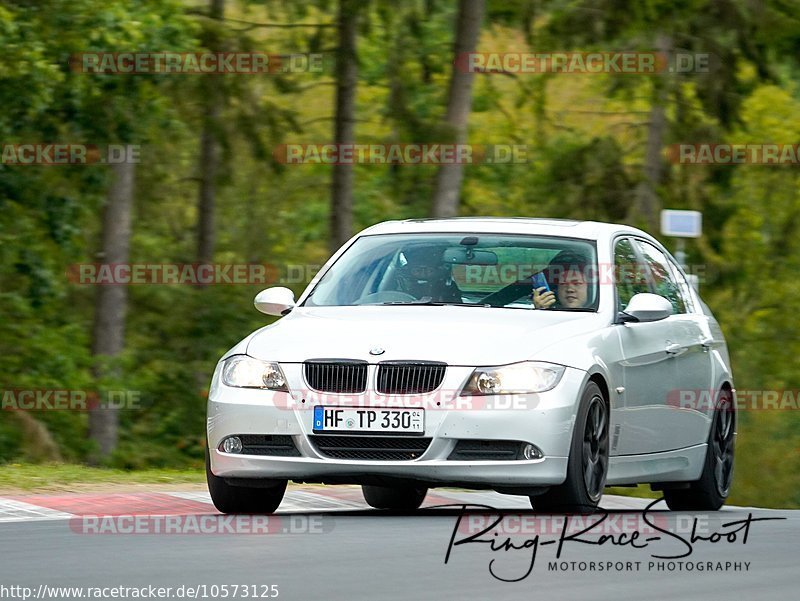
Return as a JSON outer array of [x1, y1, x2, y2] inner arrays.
[[531, 272, 550, 293]]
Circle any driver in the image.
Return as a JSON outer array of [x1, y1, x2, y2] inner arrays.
[[532, 250, 592, 309], [396, 246, 461, 302]]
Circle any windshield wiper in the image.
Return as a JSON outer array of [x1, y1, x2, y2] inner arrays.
[[381, 298, 491, 308]]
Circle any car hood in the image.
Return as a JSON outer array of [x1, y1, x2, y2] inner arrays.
[[245, 306, 603, 366]]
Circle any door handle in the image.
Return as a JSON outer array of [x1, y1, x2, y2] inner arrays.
[[665, 343, 682, 355], [700, 338, 714, 351]]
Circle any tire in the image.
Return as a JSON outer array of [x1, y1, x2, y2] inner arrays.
[[206, 448, 287, 514], [530, 382, 609, 514], [664, 389, 735, 511], [362, 484, 428, 510]]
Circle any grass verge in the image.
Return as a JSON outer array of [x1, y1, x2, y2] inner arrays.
[[0, 463, 205, 493]]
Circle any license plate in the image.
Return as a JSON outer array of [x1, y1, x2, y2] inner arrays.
[[313, 407, 424, 435]]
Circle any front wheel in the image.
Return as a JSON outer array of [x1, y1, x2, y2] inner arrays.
[[664, 389, 735, 511], [362, 484, 427, 510], [530, 382, 609, 514], [206, 448, 287, 514]]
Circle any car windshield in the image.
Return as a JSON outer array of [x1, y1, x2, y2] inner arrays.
[[304, 233, 598, 310]]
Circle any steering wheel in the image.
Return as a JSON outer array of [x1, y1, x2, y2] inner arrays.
[[355, 291, 417, 304], [478, 279, 532, 307]]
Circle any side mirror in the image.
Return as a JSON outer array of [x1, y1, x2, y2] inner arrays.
[[618, 293, 673, 323], [254, 287, 296, 316]]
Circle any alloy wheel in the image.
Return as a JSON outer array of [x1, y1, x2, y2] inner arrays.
[[712, 391, 736, 496], [582, 395, 609, 501]]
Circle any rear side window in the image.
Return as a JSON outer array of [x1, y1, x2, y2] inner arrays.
[[613, 238, 650, 312], [635, 240, 687, 314]]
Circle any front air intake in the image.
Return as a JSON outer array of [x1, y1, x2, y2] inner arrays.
[[310, 435, 432, 460], [376, 361, 446, 394], [237, 435, 301, 457], [304, 359, 368, 393]]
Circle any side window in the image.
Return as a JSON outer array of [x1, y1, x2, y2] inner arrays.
[[614, 238, 650, 312], [666, 258, 696, 313], [635, 240, 687, 314]]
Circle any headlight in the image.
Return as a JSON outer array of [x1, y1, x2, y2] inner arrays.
[[461, 361, 565, 395], [221, 355, 288, 391]]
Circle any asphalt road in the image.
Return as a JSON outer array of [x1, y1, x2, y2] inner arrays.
[[0, 487, 795, 601]]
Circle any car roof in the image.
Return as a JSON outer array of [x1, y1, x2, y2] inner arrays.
[[357, 217, 654, 242]]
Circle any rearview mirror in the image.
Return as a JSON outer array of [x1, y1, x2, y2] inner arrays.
[[443, 247, 498, 265], [618, 293, 673, 323], [254, 287, 296, 316]]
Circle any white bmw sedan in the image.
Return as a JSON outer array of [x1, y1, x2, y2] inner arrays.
[[206, 218, 735, 514]]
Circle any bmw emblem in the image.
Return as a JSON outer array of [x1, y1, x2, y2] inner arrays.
[[369, 347, 385, 356]]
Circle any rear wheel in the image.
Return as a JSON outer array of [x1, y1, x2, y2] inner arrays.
[[362, 484, 427, 510], [206, 448, 287, 514], [530, 382, 609, 514], [664, 389, 735, 511]]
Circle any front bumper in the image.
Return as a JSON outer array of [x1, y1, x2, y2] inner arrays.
[[207, 363, 586, 489]]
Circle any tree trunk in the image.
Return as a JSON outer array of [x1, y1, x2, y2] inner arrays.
[[629, 33, 671, 231], [431, 0, 485, 218], [329, 0, 358, 254], [88, 153, 135, 462], [197, 0, 224, 266], [197, 103, 220, 265]]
